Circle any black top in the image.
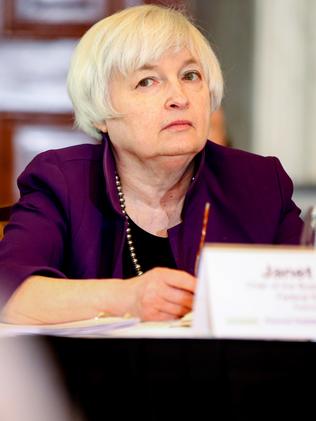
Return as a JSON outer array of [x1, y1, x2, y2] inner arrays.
[[122, 218, 177, 278]]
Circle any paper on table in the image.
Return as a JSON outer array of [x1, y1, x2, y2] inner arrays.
[[0, 316, 140, 337], [0, 310, 194, 338], [106, 312, 194, 338]]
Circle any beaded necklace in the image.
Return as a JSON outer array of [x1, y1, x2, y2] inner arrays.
[[115, 173, 144, 276]]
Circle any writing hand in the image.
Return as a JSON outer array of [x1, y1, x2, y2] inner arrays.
[[126, 267, 196, 321]]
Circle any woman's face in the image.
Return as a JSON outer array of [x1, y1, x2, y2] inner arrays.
[[103, 48, 211, 163]]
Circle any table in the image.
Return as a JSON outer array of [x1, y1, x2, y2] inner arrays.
[[42, 336, 316, 420]]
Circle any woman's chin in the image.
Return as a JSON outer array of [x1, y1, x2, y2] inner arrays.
[[153, 148, 199, 170], [158, 135, 205, 154], [161, 142, 205, 158]]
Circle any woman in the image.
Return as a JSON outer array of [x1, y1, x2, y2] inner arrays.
[[0, 5, 302, 324]]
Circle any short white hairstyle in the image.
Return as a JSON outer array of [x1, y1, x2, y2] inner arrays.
[[67, 4, 224, 140]]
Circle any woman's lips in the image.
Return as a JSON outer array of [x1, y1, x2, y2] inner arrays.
[[162, 120, 193, 131]]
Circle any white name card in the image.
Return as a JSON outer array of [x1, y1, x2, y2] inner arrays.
[[193, 244, 316, 340]]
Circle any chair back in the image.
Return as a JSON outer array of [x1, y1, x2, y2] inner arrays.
[[0, 206, 12, 240]]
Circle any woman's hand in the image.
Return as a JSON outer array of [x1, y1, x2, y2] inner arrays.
[[125, 267, 196, 321]]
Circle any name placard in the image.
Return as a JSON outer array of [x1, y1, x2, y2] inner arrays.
[[193, 244, 316, 340]]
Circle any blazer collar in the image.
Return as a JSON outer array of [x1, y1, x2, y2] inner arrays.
[[102, 133, 122, 216]]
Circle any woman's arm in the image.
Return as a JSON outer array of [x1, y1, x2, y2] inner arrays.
[[2, 267, 196, 324], [1, 275, 128, 324]]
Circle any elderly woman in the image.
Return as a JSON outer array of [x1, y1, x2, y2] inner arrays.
[[0, 5, 302, 324]]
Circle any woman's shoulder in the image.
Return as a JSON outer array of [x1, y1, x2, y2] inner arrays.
[[205, 140, 281, 174], [30, 142, 104, 167], [17, 143, 105, 196], [206, 140, 271, 162], [203, 140, 294, 196]]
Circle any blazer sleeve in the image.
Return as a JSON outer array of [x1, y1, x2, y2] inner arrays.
[[0, 152, 69, 305], [270, 156, 303, 244]]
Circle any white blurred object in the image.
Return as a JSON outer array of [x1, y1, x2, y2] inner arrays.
[[0, 40, 75, 112], [253, 0, 316, 184], [15, 0, 106, 24], [300, 205, 316, 247], [0, 336, 76, 421]]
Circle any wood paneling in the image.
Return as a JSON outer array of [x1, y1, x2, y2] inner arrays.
[[0, 114, 14, 206], [0, 112, 75, 206]]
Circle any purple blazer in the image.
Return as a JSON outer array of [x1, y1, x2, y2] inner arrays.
[[0, 137, 303, 304]]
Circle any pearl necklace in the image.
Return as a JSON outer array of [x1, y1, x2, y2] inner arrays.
[[115, 173, 144, 276]]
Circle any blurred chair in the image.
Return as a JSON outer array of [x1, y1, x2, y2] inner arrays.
[[300, 205, 316, 247], [0, 206, 11, 240], [209, 107, 232, 147], [0, 336, 75, 421]]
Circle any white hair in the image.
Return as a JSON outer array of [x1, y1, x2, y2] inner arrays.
[[67, 4, 224, 140]]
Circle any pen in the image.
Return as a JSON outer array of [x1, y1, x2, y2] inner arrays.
[[194, 202, 211, 275]]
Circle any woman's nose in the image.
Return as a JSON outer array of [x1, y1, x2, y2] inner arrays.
[[165, 82, 189, 110]]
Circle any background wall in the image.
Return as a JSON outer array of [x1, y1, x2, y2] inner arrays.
[[0, 0, 146, 206], [0, 0, 315, 213], [192, 0, 254, 153], [193, 0, 316, 214]]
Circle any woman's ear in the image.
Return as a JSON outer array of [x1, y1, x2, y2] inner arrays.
[[94, 121, 107, 133]]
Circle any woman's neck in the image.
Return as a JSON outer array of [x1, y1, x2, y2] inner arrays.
[[114, 153, 195, 235]]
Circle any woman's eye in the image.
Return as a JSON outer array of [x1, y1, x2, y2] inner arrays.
[[183, 71, 201, 81], [136, 78, 155, 88]]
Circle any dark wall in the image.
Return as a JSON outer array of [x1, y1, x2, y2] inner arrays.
[[193, 0, 254, 151]]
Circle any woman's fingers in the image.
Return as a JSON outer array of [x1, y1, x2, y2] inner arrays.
[[159, 283, 194, 311], [157, 300, 191, 318], [130, 267, 197, 321], [142, 303, 190, 321], [151, 311, 180, 322], [155, 267, 196, 293]]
